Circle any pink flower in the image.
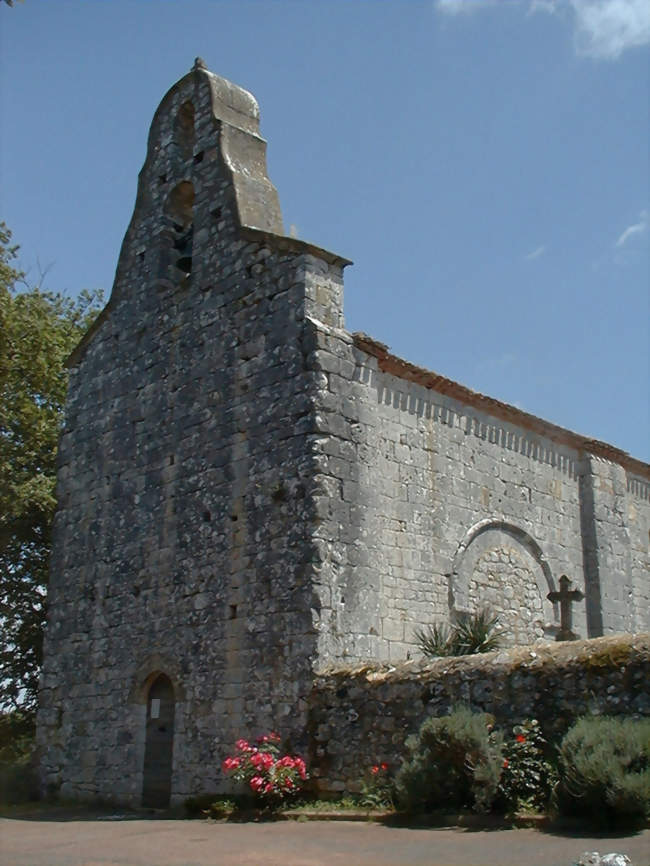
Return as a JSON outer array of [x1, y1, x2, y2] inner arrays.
[[371, 765, 379, 775], [270, 731, 281, 741], [222, 756, 240, 772], [235, 738, 251, 752], [249, 776, 264, 792], [250, 751, 275, 771]]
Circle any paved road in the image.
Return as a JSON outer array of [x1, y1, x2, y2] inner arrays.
[[1, 817, 649, 866]]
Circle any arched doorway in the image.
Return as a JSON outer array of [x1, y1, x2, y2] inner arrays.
[[142, 673, 175, 807]]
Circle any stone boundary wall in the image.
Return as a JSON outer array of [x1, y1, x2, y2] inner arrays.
[[306, 634, 650, 794]]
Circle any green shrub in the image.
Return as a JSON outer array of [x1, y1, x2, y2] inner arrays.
[[0, 713, 38, 804], [414, 608, 503, 658], [203, 797, 236, 819], [555, 716, 650, 824], [395, 706, 504, 814], [496, 719, 557, 813], [359, 762, 394, 809], [0, 752, 39, 804], [184, 793, 222, 816]]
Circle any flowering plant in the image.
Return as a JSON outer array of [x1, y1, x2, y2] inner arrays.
[[496, 719, 557, 812], [360, 762, 394, 809], [222, 732, 308, 804]]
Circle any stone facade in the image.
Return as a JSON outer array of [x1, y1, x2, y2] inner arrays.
[[37, 62, 650, 805]]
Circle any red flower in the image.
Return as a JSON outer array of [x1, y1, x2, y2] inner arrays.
[[380, 762, 389, 771], [502, 759, 509, 769], [249, 776, 264, 792], [515, 734, 526, 744], [371, 765, 379, 775], [249, 751, 274, 770]]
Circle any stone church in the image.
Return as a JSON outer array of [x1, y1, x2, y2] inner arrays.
[[37, 61, 650, 806]]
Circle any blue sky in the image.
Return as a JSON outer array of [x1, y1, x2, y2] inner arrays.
[[1, 0, 648, 460]]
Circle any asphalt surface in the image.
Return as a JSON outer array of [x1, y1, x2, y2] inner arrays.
[[1, 817, 649, 866]]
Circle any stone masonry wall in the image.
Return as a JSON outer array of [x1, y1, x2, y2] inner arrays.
[[627, 473, 650, 631], [37, 64, 348, 805], [306, 319, 650, 667], [308, 323, 579, 664], [307, 634, 650, 795]]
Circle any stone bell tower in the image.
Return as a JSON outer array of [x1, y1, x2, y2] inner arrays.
[[37, 59, 349, 806]]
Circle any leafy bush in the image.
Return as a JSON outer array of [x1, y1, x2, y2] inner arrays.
[[0, 752, 39, 804], [395, 706, 504, 814], [555, 716, 650, 824], [221, 732, 308, 807], [0, 712, 38, 804], [414, 608, 503, 658], [286, 796, 362, 812], [359, 762, 394, 809], [202, 797, 236, 819], [496, 719, 557, 813], [184, 793, 223, 816]]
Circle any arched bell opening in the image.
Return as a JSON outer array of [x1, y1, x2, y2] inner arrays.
[[162, 181, 194, 278], [175, 100, 195, 161], [141, 673, 175, 808]]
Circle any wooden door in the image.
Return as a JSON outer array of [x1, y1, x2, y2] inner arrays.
[[141, 674, 175, 807]]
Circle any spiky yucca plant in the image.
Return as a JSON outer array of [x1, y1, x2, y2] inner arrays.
[[415, 607, 504, 658], [413, 621, 453, 658], [453, 608, 503, 655]]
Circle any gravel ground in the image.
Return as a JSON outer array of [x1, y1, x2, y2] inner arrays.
[[1, 816, 649, 866]]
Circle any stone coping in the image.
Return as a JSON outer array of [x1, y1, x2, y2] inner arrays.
[[315, 633, 650, 685]]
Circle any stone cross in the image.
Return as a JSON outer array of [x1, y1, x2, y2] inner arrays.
[[547, 575, 584, 641]]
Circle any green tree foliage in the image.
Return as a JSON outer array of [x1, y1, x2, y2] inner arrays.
[[0, 223, 103, 728]]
